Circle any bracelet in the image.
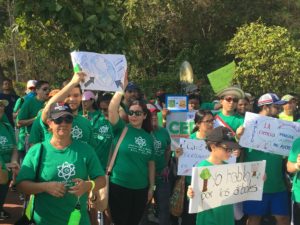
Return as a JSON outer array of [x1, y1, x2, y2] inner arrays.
[[295, 163, 300, 171], [90, 180, 95, 191]]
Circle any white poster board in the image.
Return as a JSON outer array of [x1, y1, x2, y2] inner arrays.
[[189, 161, 266, 213], [239, 112, 300, 156], [178, 138, 210, 176], [70, 51, 127, 91]]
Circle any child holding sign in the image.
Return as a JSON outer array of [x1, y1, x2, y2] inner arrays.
[[187, 126, 241, 225]]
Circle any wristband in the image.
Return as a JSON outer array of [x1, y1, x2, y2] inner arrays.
[[90, 180, 95, 191], [295, 163, 300, 171]]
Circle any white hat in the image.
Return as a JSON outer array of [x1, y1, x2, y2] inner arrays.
[[27, 80, 37, 89]]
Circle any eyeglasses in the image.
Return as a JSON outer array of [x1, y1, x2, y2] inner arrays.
[[42, 87, 50, 92], [224, 97, 238, 103], [218, 145, 233, 153], [52, 115, 73, 124], [202, 119, 214, 123], [128, 110, 144, 116]]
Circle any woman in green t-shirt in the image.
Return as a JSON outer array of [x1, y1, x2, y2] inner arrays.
[[108, 77, 155, 225], [0, 99, 19, 220], [187, 126, 241, 225], [16, 100, 106, 225]]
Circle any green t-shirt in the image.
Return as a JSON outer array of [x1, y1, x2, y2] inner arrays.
[[29, 111, 43, 144], [40, 114, 94, 146], [16, 141, 104, 225], [215, 111, 244, 132], [245, 149, 286, 193], [17, 97, 45, 133], [90, 111, 114, 170], [200, 102, 216, 110], [288, 138, 300, 202], [196, 160, 234, 225], [110, 119, 155, 189], [0, 122, 16, 169], [152, 126, 171, 184]]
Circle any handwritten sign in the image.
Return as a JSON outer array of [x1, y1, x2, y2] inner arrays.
[[178, 138, 210, 176], [166, 95, 188, 112], [189, 161, 265, 213], [166, 112, 195, 150], [239, 112, 300, 156], [70, 51, 127, 91]]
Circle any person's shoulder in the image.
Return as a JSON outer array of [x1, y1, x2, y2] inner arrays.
[[292, 138, 300, 148], [71, 140, 94, 153]]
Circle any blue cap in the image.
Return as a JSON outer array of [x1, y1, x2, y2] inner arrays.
[[125, 82, 140, 92]]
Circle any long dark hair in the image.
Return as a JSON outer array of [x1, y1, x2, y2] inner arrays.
[[129, 100, 153, 133], [191, 110, 213, 133]]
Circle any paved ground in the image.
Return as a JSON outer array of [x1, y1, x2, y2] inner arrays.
[[1, 189, 23, 225]]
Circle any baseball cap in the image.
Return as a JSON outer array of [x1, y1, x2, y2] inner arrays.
[[257, 93, 287, 107], [206, 126, 241, 149], [82, 91, 96, 101], [217, 86, 245, 99], [27, 80, 37, 89], [146, 103, 160, 113], [0, 99, 9, 107], [184, 84, 199, 94], [48, 102, 73, 120], [125, 82, 140, 92], [281, 94, 296, 102]]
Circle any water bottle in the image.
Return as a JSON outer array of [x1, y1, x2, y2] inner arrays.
[[67, 202, 81, 225]]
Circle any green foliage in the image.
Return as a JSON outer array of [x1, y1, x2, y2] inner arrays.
[[226, 22, 300, 96], [200, 168, 212, 180]]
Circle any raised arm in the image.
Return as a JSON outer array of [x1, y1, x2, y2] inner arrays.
[[41, 72, 86, 123], [108, 73, 128, 125]]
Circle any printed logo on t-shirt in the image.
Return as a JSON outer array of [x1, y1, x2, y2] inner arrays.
[[98, 125, 109, 135], [71, 125, 83, 140], [57, 162, 76, 185], [135, 136, 146, 147], [154, 139, 162, 150], [0, 136, 8, 145]]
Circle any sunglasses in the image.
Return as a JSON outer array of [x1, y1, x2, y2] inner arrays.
[[128, 110, 144, 116], [218, 145, 233, 153], [224, 97, 238, 103], [53, 115, 73, 124], [202, 119, 214, 123]]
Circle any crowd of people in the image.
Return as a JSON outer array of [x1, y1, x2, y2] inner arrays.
[[0, 72, 299, 225]]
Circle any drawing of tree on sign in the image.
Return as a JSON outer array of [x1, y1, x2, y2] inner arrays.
[[200, 168, 211, 192]]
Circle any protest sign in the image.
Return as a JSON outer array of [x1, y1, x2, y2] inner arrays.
[[70, 51, 127, 91], [189, 160, 266, 213], [207, 61, 235, 94], [166, 95, 188, 112], [166, 112, 195, 150], [178, 138, 210, 176], [239, 112, 300, 156]]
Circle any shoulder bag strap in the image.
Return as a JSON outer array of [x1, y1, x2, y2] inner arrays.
[[106, 126, 128, 175], [35, 144, 44, 181]]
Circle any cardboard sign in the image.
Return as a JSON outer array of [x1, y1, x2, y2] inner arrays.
[[166, 112, 195, 150], [189, 161, 266, 213], [239, 112, 300, 156], [71, 51, 127, 91]]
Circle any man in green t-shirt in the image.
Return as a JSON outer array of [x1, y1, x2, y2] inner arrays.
[[243, 93, 289, 225], [41, 79, 94, 146], [16, 81, 49, 160], [215, 86, 245, 132]]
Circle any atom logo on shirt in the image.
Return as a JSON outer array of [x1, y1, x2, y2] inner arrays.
[[57, 162, 76, 181], [98, 125, 109, 135], [71, 125, 83, 139], [0, 136, 8, 145], [135, 136, 146, 148]]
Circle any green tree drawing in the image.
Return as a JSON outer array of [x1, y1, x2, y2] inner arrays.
[[199, 168, 212, 192]]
